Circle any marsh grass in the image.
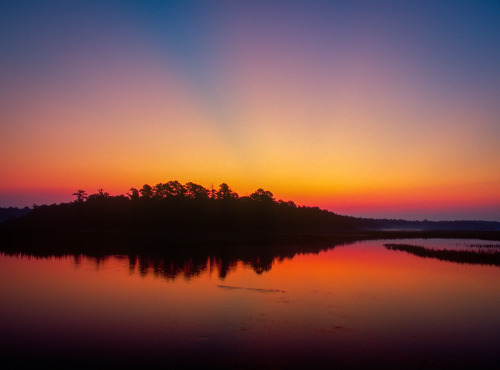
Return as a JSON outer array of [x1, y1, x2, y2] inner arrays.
[[384, 243, 500, 266]]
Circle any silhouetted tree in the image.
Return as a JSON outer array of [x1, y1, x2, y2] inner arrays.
[[278, 200, 297, 208], [87, 188, 111, 202], [250, 188, 275, 203], [72, 189, 87, 203], [98, 188, 109, 197], [139, 184, 153, 199], [153, 183, 166, 199], [185, 182, 209, 199], [216, 183, 238, 200], [164, 180, 186, 198], [128, 187, 140, 200]]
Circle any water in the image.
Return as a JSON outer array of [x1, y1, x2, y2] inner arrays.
[[1, 239, 499, 368]]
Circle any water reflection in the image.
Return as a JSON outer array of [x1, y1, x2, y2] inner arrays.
[[124, 247, 325, 281], [1, 238, 500, 368], [0, 237, 357, 280], [3, 236, 500, 284]]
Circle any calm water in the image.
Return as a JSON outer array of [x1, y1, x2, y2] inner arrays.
[[1, 239, 499, 368]]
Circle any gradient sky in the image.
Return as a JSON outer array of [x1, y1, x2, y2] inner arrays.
[[1, 0, 499, 220]]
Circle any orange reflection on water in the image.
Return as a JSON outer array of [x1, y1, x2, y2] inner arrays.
[[1, 239, 499, 367]]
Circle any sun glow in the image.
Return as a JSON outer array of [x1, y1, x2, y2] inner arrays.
[[1, 1, 499, 220]]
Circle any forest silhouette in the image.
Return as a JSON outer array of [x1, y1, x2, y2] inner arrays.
[[3, 180, 500, 237], [10, 181, 361, 232]]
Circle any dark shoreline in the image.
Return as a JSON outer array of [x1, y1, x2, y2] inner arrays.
[[2, 225, 500, 254]]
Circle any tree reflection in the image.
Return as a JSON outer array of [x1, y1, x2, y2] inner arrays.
[[0, 233, 358, 280]]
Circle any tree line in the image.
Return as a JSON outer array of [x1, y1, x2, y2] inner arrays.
[[71, 181, 279, 204], [14, 181, 360, 232], [11, 180, 499, 233]]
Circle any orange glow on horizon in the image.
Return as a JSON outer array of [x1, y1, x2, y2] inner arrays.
[[1, 3, 499, 221]]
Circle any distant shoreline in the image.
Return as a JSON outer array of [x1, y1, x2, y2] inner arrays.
[[3, 225, 500, 246]]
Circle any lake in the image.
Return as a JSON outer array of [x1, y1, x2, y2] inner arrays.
[[1, 238, 499, 368]]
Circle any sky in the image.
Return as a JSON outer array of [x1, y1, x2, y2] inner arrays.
[[1, 0, 499, 220]]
